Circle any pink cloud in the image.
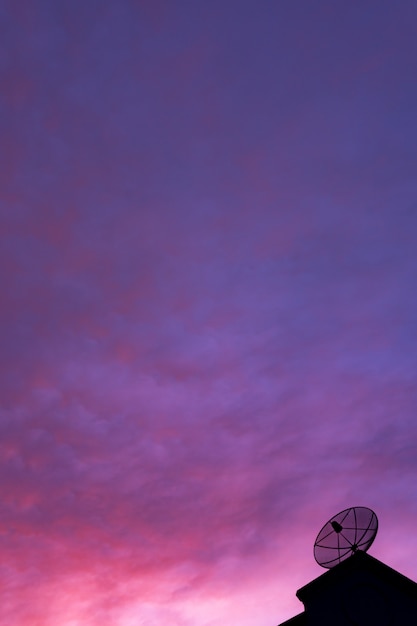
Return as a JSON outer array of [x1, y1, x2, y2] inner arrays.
[[1, 1, 417, 624]]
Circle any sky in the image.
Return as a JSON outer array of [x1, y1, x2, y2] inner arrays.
[[1, 1, 417, 624]]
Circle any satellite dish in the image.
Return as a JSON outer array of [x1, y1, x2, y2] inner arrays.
[[314, 507, 378, 568]]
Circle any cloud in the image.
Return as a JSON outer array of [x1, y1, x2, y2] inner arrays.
[[1, 1, 417, 624]]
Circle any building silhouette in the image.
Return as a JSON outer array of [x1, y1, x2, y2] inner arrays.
[[278, 550, 417, 625]]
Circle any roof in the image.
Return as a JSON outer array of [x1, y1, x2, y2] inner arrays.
[[296, 550, 417, 603], [277, 612, 306, 625], [277, 551, 417, 625]]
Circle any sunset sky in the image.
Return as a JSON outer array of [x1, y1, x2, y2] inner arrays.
[[1, 1, 417, 624]]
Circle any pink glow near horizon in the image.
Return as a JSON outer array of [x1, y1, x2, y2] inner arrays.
[[1, 1, 417, 624]]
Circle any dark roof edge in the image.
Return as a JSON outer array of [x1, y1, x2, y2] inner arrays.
[[296, 551, 417, 602], [277, 612, 306, 625]]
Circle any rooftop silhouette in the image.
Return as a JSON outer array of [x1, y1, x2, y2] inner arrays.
[[278, 536, 417, 624]]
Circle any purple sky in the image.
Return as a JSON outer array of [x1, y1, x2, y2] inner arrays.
[[1, 1, 417, 624]]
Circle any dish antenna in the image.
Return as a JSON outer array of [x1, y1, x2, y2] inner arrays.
[[314, 506, 378, 568]]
